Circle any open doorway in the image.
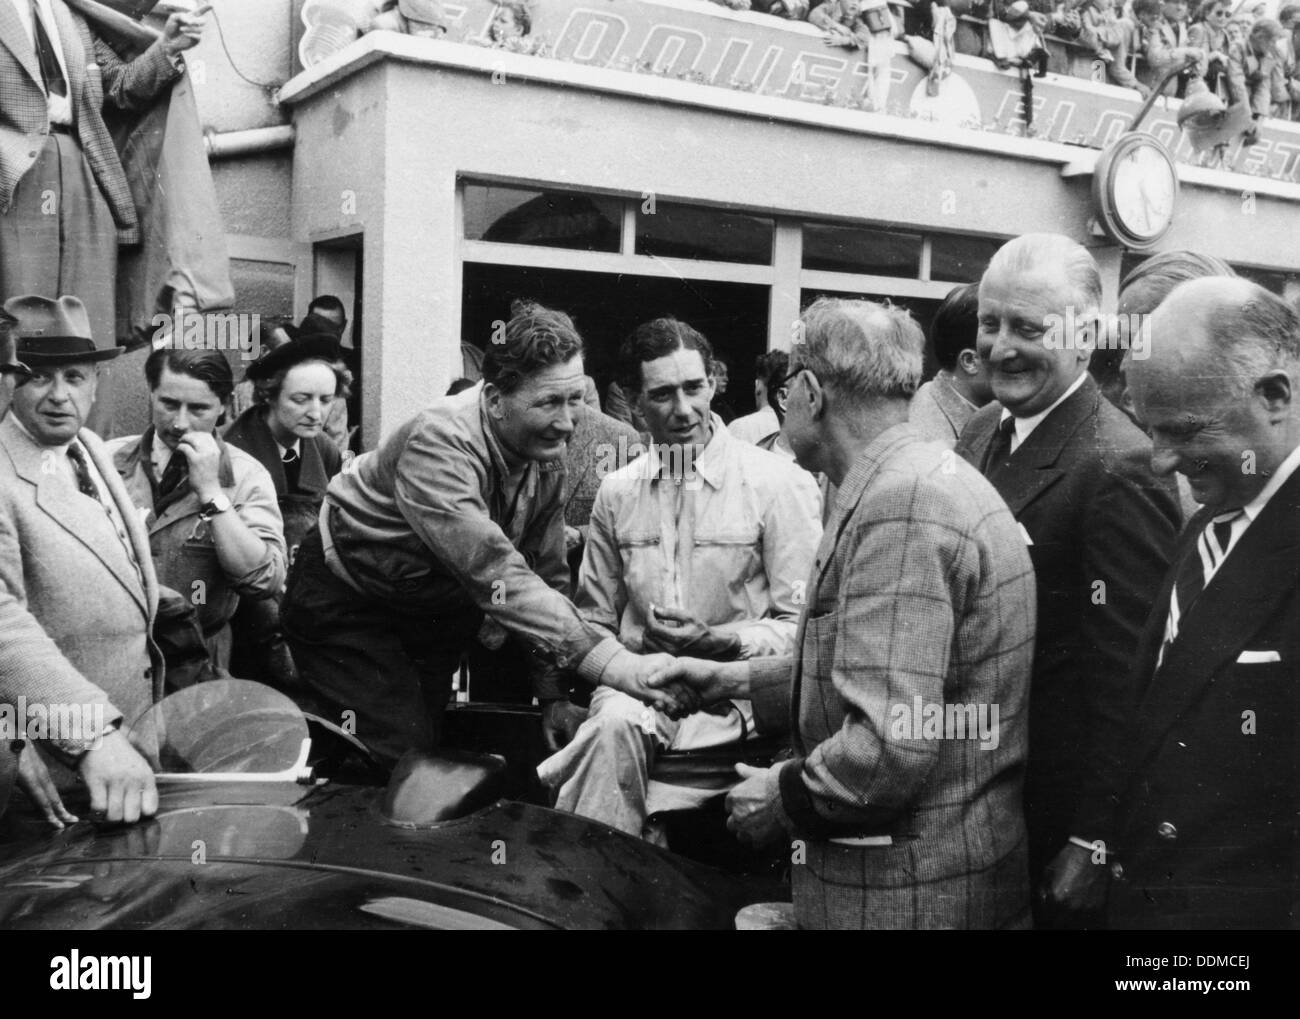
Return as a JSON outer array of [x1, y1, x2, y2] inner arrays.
[[461, 264, 771, 420], [314, 236, 363, 450]]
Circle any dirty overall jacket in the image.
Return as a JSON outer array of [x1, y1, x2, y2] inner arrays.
[[109, 429, 286, 672]]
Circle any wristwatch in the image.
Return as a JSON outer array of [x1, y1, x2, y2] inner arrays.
[[199, 493, 233, 521]]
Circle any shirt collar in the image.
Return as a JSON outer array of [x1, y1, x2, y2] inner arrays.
[[643, 413, 728, 489], [1000, 371, 1088, 449], [9, 412, 73, 453], [936, 370, 978, 411], [1241, 442, 1300, 523], [278, 438, 303, 459], [151, 430, 174, 481]]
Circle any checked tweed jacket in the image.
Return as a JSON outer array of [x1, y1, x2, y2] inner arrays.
[[0, 0, 180, 243], [749, 423, 1037, 929]]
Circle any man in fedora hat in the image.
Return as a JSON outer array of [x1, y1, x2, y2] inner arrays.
[[0, 294, 159, 826], [108, 344, 285, 677]]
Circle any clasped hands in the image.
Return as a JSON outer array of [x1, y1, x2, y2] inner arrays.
[[599, 606, 748, 719]]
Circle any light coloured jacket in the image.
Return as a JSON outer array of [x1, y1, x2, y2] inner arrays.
[[577, 416, 822, 658], [109, 429, 285, 662], [321, 384, 620, 698], [0, 416, 162, 752]]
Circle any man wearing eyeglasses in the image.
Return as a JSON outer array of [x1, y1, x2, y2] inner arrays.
[[0, 294, 160, 829], [661, 299, 1037, 929]]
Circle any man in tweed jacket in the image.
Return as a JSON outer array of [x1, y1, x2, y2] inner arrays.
[[665, 298, 1037, 929], [0, 2, 207, 432]]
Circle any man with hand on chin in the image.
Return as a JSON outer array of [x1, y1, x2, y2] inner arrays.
[[110, 347, 286, 676], [537, 317, 820, 841], [0, 295, 160, 827], [280, 301, 697, 767]]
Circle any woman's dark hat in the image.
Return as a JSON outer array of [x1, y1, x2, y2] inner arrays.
[[246, 332, 344, 382], [4, 295, 121, 365]]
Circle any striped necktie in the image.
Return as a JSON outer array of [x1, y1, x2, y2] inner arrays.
[[1157, 509, 1244, 670], [66, 443, 99, 501]]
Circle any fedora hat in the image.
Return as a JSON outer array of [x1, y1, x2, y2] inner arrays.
[[246, 331, 344, 383], [4, 295, 120, 365]]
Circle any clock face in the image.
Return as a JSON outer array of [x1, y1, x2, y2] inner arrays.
[[1093, 133, 1179, 250], [1110, 141, 1177, 240]]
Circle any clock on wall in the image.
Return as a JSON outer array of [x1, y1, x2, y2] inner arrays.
[[1092, 132, 1179, 252]]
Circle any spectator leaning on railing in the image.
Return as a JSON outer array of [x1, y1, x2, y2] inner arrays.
[[1227, 17, 1289, 129], [1188, 0, 1232, 94], [1132, 0, 1205, 96], [1081, 0, 1152, 96]]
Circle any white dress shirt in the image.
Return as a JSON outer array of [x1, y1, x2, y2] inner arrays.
[[7, 0, 73, 125], [1000, 371, 1089, 453]]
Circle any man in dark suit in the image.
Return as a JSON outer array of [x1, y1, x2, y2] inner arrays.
[[955, 233, 1181, 927], [0, 1, 206, 433], [1112, 277, 1300, 929]]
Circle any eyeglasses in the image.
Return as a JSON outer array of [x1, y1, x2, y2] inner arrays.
[[778, 364, 807, 390]]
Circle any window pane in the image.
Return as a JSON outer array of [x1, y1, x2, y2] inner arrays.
[[464, 183, 621, 252], [929, 234, 1002, 284], [635, 203, 773, 265], [802, 223, 921, 277]]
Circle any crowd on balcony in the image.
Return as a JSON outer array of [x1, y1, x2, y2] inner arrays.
[[701, 0, 1300, 123]]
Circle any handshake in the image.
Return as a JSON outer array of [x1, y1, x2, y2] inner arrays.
[[600, 649, 746, 719], [541, 608, 752, 751], [602, 605, 752, 718]]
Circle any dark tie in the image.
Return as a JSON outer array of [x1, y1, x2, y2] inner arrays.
[[153, 451, 190, 516], [66, 443, 99, 501], [984, 415, 1017, 479], [31, 1, 67, 99], [1157, 509, 1244, 670], [282, 446, 301, 492]]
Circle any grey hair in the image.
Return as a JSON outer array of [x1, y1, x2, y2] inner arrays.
[[984, 233, 1102, 314], [796, 297, 924, 402]]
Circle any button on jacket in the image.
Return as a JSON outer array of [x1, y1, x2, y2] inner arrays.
[[109, 429, 286, 664]]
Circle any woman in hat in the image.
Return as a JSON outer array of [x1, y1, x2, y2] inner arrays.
[[223, 333, 351, 688]]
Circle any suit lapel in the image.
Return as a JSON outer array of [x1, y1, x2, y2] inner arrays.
[[991, 378, 1097, 516], [0, 1, 44, 91], [1, 418, 149, 616], [49, 0, 86, 100], [1134, 470, 1300, 760], [789, 426, 908, 749], [80, 428, 156, 619]]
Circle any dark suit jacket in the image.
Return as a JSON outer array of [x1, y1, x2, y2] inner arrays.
[[0, 0, 179, 242], [956, 376, 1181, 871], [1108, 466, 1300, 930], [223, 406, 342, 503]]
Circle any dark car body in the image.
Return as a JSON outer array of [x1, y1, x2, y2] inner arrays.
[[0, 780, 768, 930]]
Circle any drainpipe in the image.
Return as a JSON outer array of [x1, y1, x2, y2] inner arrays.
[[204, 125, 296, 161]]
